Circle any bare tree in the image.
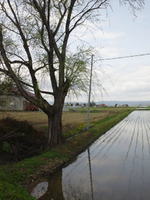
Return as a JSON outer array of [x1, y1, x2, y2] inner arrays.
[[0, 0, 144, 146]]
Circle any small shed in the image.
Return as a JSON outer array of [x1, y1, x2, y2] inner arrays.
[[0, 88, 38, 111]]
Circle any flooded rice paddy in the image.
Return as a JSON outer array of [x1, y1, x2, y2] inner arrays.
[[31, 111, 150, 200]]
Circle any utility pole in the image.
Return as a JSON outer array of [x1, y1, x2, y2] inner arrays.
[[87, 55, 94, 200], [87, 54, 94, 128]]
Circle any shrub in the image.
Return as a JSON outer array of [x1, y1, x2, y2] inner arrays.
[[0, 117, 46, 161]]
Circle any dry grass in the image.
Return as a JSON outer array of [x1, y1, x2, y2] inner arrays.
[[0, 108, 127, 133]]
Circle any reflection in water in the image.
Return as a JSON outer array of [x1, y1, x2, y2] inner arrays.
[[31, 182, 48, 199], [32, 111, 150, 200], [35, 172, 65, 200], [87, 148, 94, 200]]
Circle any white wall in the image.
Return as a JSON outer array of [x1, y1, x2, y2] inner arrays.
[[0, 95, 25, 111]]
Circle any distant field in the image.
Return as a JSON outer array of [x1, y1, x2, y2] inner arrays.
[[0, 107, 133, 134]]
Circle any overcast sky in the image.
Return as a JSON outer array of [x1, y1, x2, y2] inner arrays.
[[66, 0, 150, 103]]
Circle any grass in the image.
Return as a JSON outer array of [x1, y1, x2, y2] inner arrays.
[[0, 107, 134, 199], [0, 182, 35, 200]]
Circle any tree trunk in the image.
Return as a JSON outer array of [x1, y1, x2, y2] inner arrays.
[[47, 106, 63, 147]]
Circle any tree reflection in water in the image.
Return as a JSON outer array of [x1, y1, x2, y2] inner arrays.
[[38, 170, 91, 200], [38, 171, 65, 200], [32, 148, 94, 200]]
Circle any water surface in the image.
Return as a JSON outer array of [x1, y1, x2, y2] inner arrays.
[[32, 111, 150, 200]]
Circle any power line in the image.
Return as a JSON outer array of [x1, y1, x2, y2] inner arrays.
[[95, 52, 150, 62]]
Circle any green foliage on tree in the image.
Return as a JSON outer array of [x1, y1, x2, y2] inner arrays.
[[0, 76, 13, 95]]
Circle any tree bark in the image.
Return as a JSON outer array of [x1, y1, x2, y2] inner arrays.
[[47, 104, 64, 146]]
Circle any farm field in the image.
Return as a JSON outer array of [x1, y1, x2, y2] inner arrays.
[[0, 107, 133, 199], [0, 107, 131, 134], [39, 110, 150, 200]]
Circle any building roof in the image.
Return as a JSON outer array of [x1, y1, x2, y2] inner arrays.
[[0, 87, 35, 98]]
